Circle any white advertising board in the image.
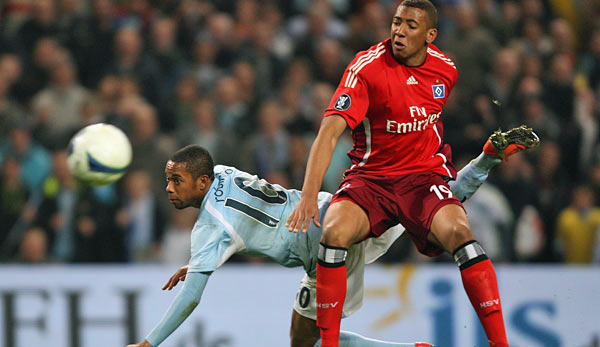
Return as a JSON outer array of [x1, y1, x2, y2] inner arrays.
[[0, 264, 598, 347]]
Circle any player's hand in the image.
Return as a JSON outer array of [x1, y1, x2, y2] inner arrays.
[[286, 197, 320, 233], [162, 265, 189, 290], [126, 339, 152, 347]]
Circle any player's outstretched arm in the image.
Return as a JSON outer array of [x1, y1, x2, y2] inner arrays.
[[126, 272, 210, 347], [287, 115, 347, 233]]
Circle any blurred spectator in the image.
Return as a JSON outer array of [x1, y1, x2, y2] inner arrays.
[[190, 33, 223, 95], [0, 0, 33, 38], [107, 26, 161, 105], [288, 0, 348, 61], [160, 208, 197, 265], [16, 0, 57, 55], [556, 185, 600, 263], [345, 1, 388, 52], [285, 135, 309, 189], [574, 87, 600, 175], [490, 154, 541, 261], [511, 17, 552, 58], [177, 98, 238, 167], [548, 17, 577, 57], [238, 21, 286, 99], [15, 37, 61, 103], [31, 53, 90, 149], [0, 60, 27, 137], [534, 141, 571, 262], [174, 0, 215, 55], [519, 92, 561, 142], [0, 124, 52, 191], [581, 27, 600, 97], [241, 100, 289, 180], [463, 182, 513, 262], [117, 170, 165, 262], [33, 150, 125, 263], [0, 156, 31, 258], [33, 150, 79, 261], [160, 75, 198, 133], [231, 60, 259, 107], [439, 2, 500, 101], [14, 226, 52, 263], [479, 47, 522, 127], [77, 0, 118, 87], [206, 12, 238, 68], [148, 16, 187, 106], [214, 75, 250, 137], [126, 99, 174, 213], [312, 37, 348, 86], [55, 0, 89, 74], [70, 185, 125, 262], [114, 0, 155, 31]]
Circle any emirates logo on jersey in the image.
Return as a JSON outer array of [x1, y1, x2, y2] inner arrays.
[[386, 106, 441, 134]]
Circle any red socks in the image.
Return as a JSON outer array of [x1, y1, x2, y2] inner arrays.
[[316, 262, 347, 347], [460, 258, 508, 346]]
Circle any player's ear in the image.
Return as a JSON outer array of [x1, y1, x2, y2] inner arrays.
[[197, 175, 211, 191], [426, 28, 437, 44]]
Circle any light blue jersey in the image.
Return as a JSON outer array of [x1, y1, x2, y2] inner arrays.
[[145, 160, 494, 346], [188, 165, 330, 277]]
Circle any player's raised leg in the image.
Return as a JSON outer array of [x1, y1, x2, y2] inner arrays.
[[450, 125, 539, 202]]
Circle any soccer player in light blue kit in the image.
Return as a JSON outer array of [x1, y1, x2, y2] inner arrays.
[[126, 126, 539, 347]]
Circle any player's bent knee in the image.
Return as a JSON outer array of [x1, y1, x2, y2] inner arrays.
[[320, 226, 352, 248]]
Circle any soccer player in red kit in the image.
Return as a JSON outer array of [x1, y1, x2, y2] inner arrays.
[[287, 1, 511, 346]]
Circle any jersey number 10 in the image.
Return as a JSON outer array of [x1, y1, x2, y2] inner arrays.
[[224, 176, 288, 228]]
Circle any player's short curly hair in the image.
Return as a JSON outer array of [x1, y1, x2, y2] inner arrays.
[[400, 0, 438, 29], [170, 145, 215, 180]]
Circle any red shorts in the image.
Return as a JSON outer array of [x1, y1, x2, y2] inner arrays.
[[330, 171, 463, 257]]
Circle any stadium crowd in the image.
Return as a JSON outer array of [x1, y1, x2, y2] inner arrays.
[[1, 0, 600, 265]]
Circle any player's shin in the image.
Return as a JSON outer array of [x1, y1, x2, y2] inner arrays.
[[314, 331, 433, 346], [454, 241, 509, 347], [316, 243, 347, 347]]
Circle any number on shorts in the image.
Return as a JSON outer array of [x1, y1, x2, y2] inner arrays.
[[298, 287, 310, 308], [430, 184, 453, 200]]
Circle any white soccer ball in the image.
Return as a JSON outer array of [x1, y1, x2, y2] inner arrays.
[[67, 123, 132, 186]]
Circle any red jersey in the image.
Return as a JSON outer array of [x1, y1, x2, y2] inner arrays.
[[324, 39, 458, 178]]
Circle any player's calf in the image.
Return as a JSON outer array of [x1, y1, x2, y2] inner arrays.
[[454, 241, 509, 346], [316, 243, 348, 347]]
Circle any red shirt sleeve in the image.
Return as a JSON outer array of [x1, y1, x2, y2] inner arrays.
[[323, 65, 370, 130]]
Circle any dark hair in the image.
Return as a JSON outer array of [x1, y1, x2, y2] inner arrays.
[[170, 145, 215, 180], [400, 0, 438, 29]]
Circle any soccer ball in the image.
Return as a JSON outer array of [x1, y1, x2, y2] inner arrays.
[[67, 123, 132, 186]]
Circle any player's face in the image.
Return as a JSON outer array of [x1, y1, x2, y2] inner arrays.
[[390, 5, 437, 66], [165, 160, 206, 209]]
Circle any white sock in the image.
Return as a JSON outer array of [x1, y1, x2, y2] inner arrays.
[[314, 330, 423, 346], [471, 152, 502, 171], [449, 153, 498, 202]]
